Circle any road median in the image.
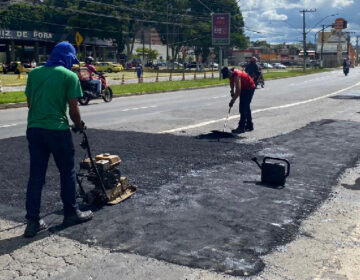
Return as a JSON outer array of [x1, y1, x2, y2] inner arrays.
[[0, 68, 334, 108]]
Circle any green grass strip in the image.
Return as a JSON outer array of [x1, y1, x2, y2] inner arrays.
[[263, 68, 332, 80], [0, 69, 333, 104], [111, 79, 226, 95], [0, 91, 26, 104]]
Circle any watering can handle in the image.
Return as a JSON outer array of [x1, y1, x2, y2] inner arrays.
[[263, 157, 290, 178]]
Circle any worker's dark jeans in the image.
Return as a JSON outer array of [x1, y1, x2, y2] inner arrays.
[[238, 89, 255, 128], [26, 128, 78, 221]]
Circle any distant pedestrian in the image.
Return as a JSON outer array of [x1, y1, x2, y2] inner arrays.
[[223, 67, 256, 133], [343, 59, 350, 76], [24, 42, 93, 238], [136, 63, 143, 79]]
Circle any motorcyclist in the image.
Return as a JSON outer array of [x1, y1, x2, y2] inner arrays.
[[84, 56, 102, 94], [245, 56, 261, 86]]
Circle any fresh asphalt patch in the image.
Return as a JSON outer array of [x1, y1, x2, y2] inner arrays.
[[331, 90, 360, 100], [0, 120, 360, 276]]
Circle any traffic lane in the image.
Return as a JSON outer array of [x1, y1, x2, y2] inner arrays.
[[248, 69, 359, 109], [0, 68, 358, 137], [1, 119, 360, 276], [82, 69, 360, 133]]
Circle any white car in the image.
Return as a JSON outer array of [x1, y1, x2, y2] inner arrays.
[[210, 62, 219, 69], [262, 63, 273, 69], [273, 63, 286, 69]]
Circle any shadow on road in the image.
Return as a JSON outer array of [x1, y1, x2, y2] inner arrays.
[[0, 228, 50, 256], [243, 180, 286, 190], [342, 177, 360, 190]]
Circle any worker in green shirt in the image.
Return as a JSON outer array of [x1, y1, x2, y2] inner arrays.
[[24, 42, 93, 238]]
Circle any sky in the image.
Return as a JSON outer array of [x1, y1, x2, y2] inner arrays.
[[237, 0, 359, 45]]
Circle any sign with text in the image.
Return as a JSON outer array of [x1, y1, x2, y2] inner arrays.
[[0, 30, 55, 41], [212, 13, 230, 46]]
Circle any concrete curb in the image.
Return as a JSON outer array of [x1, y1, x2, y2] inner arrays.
[[0, 102, 27, 110], [0, 84, 227, 110]]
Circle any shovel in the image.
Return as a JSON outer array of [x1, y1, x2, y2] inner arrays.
[[211, 106, 234, 139]]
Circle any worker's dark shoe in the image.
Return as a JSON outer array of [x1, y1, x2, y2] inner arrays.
[[24, 219, 47, 238], [232, 127, 245, 134], [63, 210, 93, 227], [245, 125, 254, 132]]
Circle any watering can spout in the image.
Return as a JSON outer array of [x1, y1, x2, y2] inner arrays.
[[251, 157, 262, 169]]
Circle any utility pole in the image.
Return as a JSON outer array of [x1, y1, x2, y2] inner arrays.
[[300, 9, 316, 71], [166, 0, 169, 69], [142, 29, 145, 63], [346, 33, 350, 60], [356, 36, 359, 66], [320, 25, 325, 67]]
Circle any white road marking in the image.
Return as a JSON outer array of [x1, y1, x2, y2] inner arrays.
[[121, 105, 157, 112], [159, 82, 360, 134], [0, 123, 17, 128], [210, 95, 227, 99]]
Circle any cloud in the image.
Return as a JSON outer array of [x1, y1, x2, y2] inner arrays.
[[261, 10, 288, 20], [238, 0, 356, 43], [331, 0, 354, 8]]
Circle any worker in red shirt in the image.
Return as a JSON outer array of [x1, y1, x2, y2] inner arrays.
[[224, 67, 256, 133]]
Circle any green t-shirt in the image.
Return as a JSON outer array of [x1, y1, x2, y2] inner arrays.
[[25, 66, 83, 130]]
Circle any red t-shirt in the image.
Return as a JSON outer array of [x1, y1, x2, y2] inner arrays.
[[230, 69, 255, 90], [85, 64, 96, 80]]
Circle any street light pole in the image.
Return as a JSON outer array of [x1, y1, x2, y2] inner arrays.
[[166, 0, 169, 69]]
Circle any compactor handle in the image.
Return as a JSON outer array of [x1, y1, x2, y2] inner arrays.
[[263, 157, 290, 177]]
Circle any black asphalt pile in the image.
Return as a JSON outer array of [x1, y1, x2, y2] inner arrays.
[[0, 119, 360, 276]]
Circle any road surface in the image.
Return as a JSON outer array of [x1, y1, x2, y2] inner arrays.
[[0, 68, 360, 280]]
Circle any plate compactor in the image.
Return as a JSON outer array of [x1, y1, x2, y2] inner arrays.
[[76, 130, 137, 205]]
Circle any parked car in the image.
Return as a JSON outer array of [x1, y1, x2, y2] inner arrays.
[[309, 60, 320, 67], [238, 61, 248, 68], [210, 62, 218, 69], [169, 62, 183, 68], [186, 62, 198, 69], [272, 63, 286, 69], [261, 63, 273, 69], [94, 62, 123, 73], [3, 61, 32, 74], [282, 61, 294, 66], [155, 62, 166, 67]]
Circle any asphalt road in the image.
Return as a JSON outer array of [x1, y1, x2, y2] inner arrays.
[[1, 68, 360, 279], [1, 68, 360, 139]]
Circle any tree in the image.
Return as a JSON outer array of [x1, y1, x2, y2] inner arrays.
[[0, 0, 247, 63], [252, 40, 271, 48], [135, 47, 159, 61]]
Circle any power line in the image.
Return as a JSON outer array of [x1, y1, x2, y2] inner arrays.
[[32, 3, 194, 27], [80, 0, 211, 21]]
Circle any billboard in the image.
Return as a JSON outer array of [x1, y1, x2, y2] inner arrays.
[[212, 13, 230, 46], [334, 18, 347, 30]]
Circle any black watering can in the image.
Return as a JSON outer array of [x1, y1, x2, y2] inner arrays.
[[252, 157, 290, 186]]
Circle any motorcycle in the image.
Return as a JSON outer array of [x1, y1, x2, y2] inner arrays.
[[343, 66, 349, 76], [77, 69, 113, 105]]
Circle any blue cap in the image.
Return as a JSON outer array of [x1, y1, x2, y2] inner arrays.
[[46, 42, 80, 70]]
